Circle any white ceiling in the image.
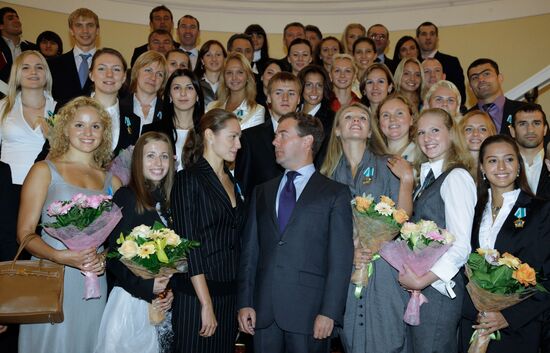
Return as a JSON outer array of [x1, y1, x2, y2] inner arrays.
[[10, 0, 550, 32]]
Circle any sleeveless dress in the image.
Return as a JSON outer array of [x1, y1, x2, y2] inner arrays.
[[18, 160, 112, 353]]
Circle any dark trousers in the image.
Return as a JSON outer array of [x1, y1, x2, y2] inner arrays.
[[254, 321, 330, 353]]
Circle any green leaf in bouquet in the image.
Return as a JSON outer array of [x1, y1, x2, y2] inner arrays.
[[489, 264, 514, 288], [467, 253, 487, 271], [536, 283, 550, 293], [152, 221, 165, 230]]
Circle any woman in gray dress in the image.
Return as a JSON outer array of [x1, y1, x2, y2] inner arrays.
[[320, 102, 414, 353], [17, 96, 121, 353]]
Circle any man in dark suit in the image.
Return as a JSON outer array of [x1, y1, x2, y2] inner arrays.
[[367, 24, 393, 68], [509, 103, 550, 199], [48, 8, 99, 106], [235, 72, 301, 199], [0, 7, 35, 84], [237, 112, 353, 353], [416, 22, 466, 107], [130, 5, 179, 66], [467, 58, 527, 136]]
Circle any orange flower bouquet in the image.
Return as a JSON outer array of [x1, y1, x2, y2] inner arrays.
[[465, 249, 548, 353], [350, 194, 408, 297]]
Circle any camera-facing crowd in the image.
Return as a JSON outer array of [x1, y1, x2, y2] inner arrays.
[[0, 4, 549, 353]]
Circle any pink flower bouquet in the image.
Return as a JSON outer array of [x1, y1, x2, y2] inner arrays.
[[379, 219, 454, 325], [43, 193, 122, 299]]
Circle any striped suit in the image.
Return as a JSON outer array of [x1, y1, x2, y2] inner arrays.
[[170, 156, 244, 353]]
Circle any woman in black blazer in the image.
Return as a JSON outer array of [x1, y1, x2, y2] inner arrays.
[[298, 64, 335, 167], [460, 135, 550, 353], [170, 109, 244, 353]]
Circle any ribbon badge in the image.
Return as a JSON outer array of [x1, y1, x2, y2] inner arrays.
[[362, 167, 374, 185], [236, 109, 245, 120], [124, 116, 132, 135], [506, 114, 513, 124], [156, 110, 162, 121], [514, 207, 526, 228]]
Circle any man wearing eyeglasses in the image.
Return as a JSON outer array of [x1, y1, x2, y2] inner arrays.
[[367, 24, 393, 68]]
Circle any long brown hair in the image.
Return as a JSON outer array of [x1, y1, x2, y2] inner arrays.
[[475, 135, 534, 217], [183, 108, 239, 169], [129, 131, 175, 214]]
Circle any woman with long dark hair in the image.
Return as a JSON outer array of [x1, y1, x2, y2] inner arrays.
[[193, 40, 227, 108], [245, 24, 269, 74], [171, 109, 244, 353]]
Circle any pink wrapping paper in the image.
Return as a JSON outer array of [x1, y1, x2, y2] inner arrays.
[[379, 240, 451, 325], [44, 205, 123, 299]]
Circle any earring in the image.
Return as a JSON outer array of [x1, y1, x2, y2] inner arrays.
[[482, 173, 487, 181]]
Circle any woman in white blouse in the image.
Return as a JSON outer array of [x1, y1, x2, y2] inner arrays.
[[193, 40, 227, 109], [207, 52, 264, 130], [0, 50, 56, 185]]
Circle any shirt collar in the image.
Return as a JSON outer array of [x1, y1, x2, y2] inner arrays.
[[73, 46, 96, 57], [421, 159, 444, 181], [286, 164, 315, 179]]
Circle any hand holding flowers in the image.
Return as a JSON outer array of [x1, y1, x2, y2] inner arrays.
[[465, 249, 548, 353]]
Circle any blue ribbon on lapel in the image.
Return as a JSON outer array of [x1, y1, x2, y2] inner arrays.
[[514, 208, 526, 218]]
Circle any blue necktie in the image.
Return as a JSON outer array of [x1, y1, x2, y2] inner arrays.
[[278, 171, 299, 232], [78, 53, 91, 88]]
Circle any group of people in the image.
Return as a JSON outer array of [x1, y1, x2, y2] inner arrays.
[[0, 4, 549, 353]]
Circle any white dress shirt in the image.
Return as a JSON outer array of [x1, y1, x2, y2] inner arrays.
[[522, 149, 544, 194], [419, 159, 477, 295], [73, 46, 96, 71], [206, 100, 265, 130], [478, 189, 521, 250], [180, 47, 198, 69], [132, 94, 157, 130]]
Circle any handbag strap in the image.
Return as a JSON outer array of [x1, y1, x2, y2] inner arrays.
[[11, 233, 39, 266]]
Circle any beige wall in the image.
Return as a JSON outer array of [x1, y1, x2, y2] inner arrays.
[[3, 2, 550, 111]]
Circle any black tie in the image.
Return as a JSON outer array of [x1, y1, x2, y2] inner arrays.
[[415, 169, 435, 200]]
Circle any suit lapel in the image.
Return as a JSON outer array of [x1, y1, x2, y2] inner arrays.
[[265, 175, 282, 232], [196, 157, 235, 214], [494, 191, 531, 250]]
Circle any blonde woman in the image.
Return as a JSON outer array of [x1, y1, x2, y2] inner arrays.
[[207, 52, 264, 130], [457, 110, 496, 175], [423, 79, 462, 122], [18, 96, 121, 353], [341, 23, 366, 55], [0, 50, 56, 186], [330, 53, 360, 112], [394, 57, 425, 114]]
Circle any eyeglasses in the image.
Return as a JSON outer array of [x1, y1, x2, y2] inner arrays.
[[370, 34, 387, 40]]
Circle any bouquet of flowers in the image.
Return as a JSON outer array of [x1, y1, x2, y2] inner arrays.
[[43, 193, 122, 299], [350, 194, 409, 297], [108, 221, 199, 324], [379, 219, 454, 325], [465, 249, 548, 353], [108, 145, 134, 186]]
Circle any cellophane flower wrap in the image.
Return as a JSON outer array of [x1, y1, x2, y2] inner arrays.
[[379, 219, 454, 325], [43, 193, 122, 299], [108, 145, 134, 186], [465, 249, 548, 353], [350, 195, 408, 295], [108, 221, 200, 324]]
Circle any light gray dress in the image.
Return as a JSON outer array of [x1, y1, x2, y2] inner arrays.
[[19, 160, 111, 353], [333, 149, 412, 353]]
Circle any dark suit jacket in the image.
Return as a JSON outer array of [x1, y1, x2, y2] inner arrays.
[[535, 152, 550, 200], [0, 162, 19, 262], [468, 98, 527, 136], [375, 54, 394, 70], [107, 187, 158, 302], [130, 41, 180, 67], [237, 171, 353, 334], [310, 102, 335, 168], [170, 156, 244, 292], [119, 94, 163, 134], [433, 51, 466, 107], [0, 38, 35, 83], [48, 49, 93, 106], [235, 111, 284, 199], [461, 191, 550, 353]]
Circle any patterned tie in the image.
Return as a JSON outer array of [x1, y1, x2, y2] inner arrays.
[[414, 169, 435, 200], [482, 103, 497, 121], [78, 53, 91, 88], [278, 171, 299, 232]]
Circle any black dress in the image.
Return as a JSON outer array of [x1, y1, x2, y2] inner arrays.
[[460, 191, 550, 353], [170, 156, 244, 353]]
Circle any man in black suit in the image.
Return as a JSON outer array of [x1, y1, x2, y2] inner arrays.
[[237, 112, 353, 353], [416, 21, 466, 107], [467, 58, 527, 136], [0, 7, 35, 84], [367, 24, 393, 67], [130, 5, 179, 66], [509, 103, 550, 198], [48, 8, 99, 106], [227, 33, 254, 64], [176, 14, 200, 69], [235, 72, 301, 198]]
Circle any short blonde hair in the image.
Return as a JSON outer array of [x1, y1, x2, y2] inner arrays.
[[331, 53, 358, 76], [49, 96, 112, 168], [423, 80, 461, 117], [68, 8, 99, 28], [130, 50, 167, 95]]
